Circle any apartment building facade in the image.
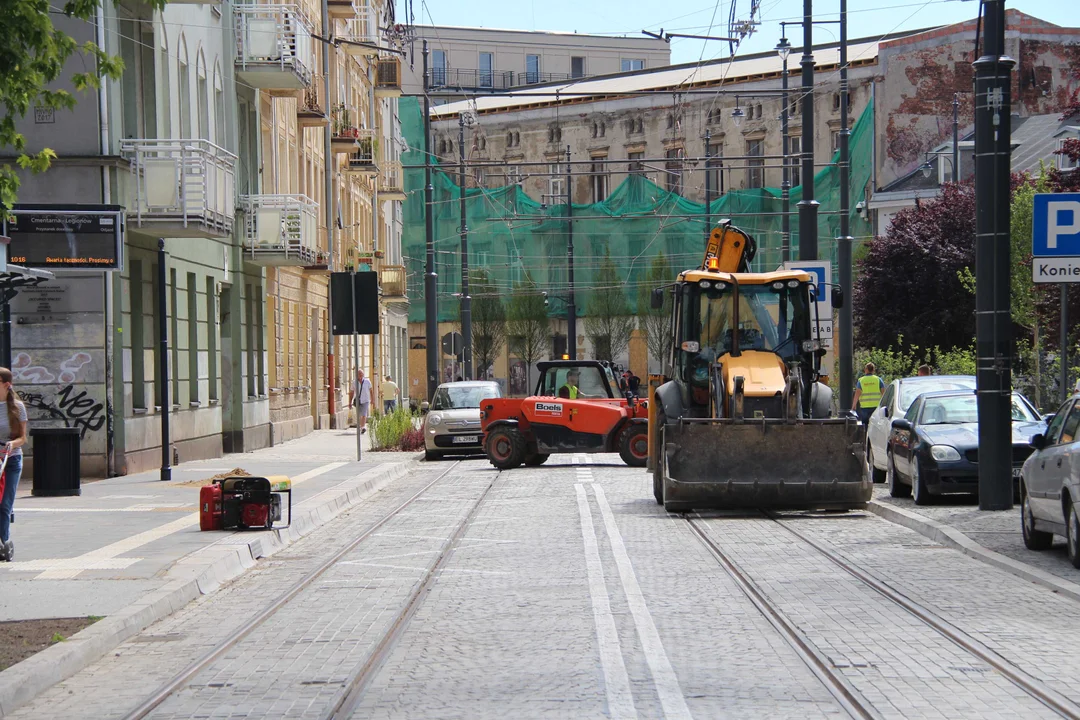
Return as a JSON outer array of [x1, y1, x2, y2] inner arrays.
[[9, 0, 407, 476], [400, 25, 669, 101]]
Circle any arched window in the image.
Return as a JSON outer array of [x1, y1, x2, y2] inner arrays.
[[159, 30, 171, 138], [177, 34, 191, 138], [196, 49, 209, 140], [213, 62, 225, 147]]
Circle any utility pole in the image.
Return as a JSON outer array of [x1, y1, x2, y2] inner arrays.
[[322, 0, 335, 424], [953, 92, 960, 182], [350, 270, 362, 461], [157, 238, 171, 481], [565, 146, 577, 360], [458, 114, 473, 379], [798, 0, 819, 261], [778, 36, 792, 263], [974, 0, 1014, 511], [837, 0, 854, 411], [423, 41, 439, 400], [704, 129, 712, 237]]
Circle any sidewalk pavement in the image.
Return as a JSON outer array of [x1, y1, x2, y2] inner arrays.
[[1, 428, 414, 623], [869, 485, 1080, 602]]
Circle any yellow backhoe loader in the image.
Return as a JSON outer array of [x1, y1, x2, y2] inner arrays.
[[647, 222, 870, 511]]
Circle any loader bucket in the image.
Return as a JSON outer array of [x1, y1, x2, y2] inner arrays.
[[661, 418, 870, 511]]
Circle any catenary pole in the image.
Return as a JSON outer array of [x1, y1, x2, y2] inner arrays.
[[423, 42, 439, 400], [459, 115, 473, 379], [798, 0, 819, 261], [837, 0, 854, 411], [974, 0, 1014, 510], [158, 238, 171, 481], [566, 146, 577, 360]]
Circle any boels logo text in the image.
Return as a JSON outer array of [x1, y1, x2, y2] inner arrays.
[[535, 402, 563, 416]]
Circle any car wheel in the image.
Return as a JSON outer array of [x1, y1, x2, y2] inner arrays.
[[868, 443, 886, 484], [1021, 484, 1053, 551], [911, 457, 932, 506], [618, 424, 649, 468], [424, 449, 443, 462], [485, 427, 526, 470], [1067, 503, 1080, 569], [887, 450, 911, 498]]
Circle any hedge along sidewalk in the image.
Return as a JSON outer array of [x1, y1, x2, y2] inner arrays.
[[867, 495, 1080, 604], [0, 432, 421, 717]]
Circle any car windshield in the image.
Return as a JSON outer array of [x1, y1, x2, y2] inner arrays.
[[431, 385, 499, 410], [920, 395, 978, 425], [898, 379, 975, 412], [694, 281, 811, 359], [1010, 394, 1041, 422]]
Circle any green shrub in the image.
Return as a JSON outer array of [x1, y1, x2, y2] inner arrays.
[[368, 406, 419, 450]]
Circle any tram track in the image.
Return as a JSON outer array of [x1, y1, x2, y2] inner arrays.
[[685, 510, 1080, 720], [122, 460, 498, 720]]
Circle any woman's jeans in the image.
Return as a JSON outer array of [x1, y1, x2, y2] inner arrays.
[[0, 455, 23, 543]]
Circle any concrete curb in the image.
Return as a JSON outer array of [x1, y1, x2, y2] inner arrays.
[[0, 456, 421, 717], [866, 499, 1080, 604]]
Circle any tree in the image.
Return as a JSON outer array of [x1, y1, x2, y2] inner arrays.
[[638, 254, 674, 373], [0, 0, 141, 210], [470, 269, 505, 379], [585, 250, 636, 362], [506, 279, 549, 392], [854, 183, 976, 351]]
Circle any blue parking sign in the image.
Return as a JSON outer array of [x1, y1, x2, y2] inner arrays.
[[1032, 193, 1080, 257]]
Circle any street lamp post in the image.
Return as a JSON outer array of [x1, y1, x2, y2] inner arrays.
[[798, 0, 819, 262], [422, 41, 439, 400], [565, 146, 577, 360], [776, 36, 792, 263], [458, 113, 473, 380], [157, 238, 171, 482], [704, 129, 712, 237]]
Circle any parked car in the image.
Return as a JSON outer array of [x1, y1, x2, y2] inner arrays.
[[1019, 394, 1080, 566], [866, 375, 977, 482], [424, 381, 502, 461], [887, 390, 1046, 504]]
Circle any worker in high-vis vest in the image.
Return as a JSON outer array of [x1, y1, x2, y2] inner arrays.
[[852, 362, 885, 425], [558, 370, 580, 399]]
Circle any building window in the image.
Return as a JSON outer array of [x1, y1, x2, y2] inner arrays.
[[178, 36, 190, 138], [789, 135, 802, 187], [1059, 138, 1079, 170], [506, 165, 521, 185], [621, 58, 644, 72], [479, 51, 493, 88], [159, 35, 171, 138], [591, 158, 609, 202], [548, 125, 562, 144], [831, 129, 842, 153], [170, 268, 179, 404], [131, 260, 146, 408], [187, 273, 199, 403], [706, 142, 723, 196], [628, 151, 644, 176], [571, 56, 585, 79], [547, 163, 565, 203], [214, 66, 225, 147], [526, 54, 540, 84], [665, 148, 683, 195], [432, 49, 447, 86], [206, 277, 218, 402], [196, 53, 209, 141], [746, 139, 764, 189]]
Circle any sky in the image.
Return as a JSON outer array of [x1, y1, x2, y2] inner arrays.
[[397, 0, 1076, 67]]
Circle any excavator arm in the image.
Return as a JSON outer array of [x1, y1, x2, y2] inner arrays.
[[701, 220, 757, 273]]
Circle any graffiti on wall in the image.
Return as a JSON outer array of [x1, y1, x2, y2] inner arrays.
[[12, 352, 93, 384], [20, 385, 106, 439]]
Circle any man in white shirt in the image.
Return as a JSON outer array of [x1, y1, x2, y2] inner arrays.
[[350, 369, 373, 434], [380, 375, 400, 415]]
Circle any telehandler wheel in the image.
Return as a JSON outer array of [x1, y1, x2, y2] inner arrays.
[[653, 416, 665, 505], [486, 427, 526, 469], [619, 424, 649, 467], [524, 452, 550, 466]]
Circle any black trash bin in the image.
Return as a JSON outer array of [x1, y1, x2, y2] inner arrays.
[[30, 427, 81, 497]]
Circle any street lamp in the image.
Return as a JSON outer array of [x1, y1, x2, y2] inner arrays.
[[776, 36, 791, 61], [920, 151, 956, 180], [731, 103, 745, 128]]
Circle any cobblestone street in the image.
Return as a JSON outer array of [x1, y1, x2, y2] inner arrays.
[[6, 453, 1080, 719]]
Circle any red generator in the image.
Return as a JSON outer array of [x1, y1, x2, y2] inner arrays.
[[200, 475, 292, 531]]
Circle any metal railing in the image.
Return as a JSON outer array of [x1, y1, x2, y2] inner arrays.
[[342, 6, 378, 49], [380, 265, 407, 297], [234, 3, 314, 85], [346, 128, 378, 167], [120, 139, 237, 236], [427, 68, 573, 90], [299, 73, 326, 116], [378, 160, 403, 192], [239, 194, 319, 264]]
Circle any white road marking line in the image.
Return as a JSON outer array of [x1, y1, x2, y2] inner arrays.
[[576, 484, 638, 720], [7, 461, 345, 580], [592, 484, 693, 720]]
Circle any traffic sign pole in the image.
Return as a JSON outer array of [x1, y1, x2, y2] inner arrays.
[[1063, 284, 1070, 402]]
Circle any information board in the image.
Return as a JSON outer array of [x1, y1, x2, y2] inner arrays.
[[2, 205, 124, 271]]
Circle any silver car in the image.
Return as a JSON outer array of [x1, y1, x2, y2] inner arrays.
[[424, 381, 502, 461], [1020, 394, 1080, 567]]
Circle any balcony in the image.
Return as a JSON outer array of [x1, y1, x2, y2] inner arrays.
[[330, 105, 370, 154], [239, 194, 321, 266], [346, 135, 378, 176], [326, 0, 357, 19], [375, 56, 402, 98], [297, 74, 328, 128], [380, 265, 407, 302], [427, 68, 574, 92], [378, 160, 406, 200], [341, 7, 378, 57], [120, 139, 236, 238], [235, 3, 314, 91]]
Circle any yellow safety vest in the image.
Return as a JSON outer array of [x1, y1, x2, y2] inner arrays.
[[566, 385, 579, 399], [857, 375, 883, 408]]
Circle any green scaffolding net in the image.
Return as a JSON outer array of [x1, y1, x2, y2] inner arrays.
[[400, 96, 874, 324]]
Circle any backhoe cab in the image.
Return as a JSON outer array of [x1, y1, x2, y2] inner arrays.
[[648, 222, 869, 511]]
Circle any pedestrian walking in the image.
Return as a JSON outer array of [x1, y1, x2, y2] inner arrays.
[[0, 367, 28, 562], [381, 375, 400, 415], [852, 362, 885, 426], [350, 370, 373, 435]]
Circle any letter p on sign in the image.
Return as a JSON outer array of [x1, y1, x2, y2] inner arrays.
[[1048, 201, 1080, 249]]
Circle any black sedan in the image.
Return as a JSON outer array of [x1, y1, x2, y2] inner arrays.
[[886, 390, 1047, 505]]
